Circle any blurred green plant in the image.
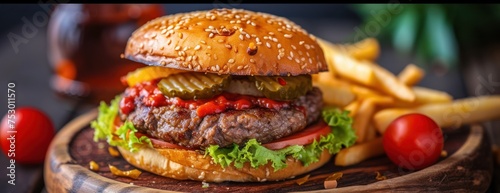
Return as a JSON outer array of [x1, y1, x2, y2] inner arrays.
[[352, 4, 500, 71]]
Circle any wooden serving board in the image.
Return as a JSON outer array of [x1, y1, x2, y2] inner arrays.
[[44, 109, 493, 192]]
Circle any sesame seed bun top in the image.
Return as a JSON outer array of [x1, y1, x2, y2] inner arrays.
[[124, 8, 328, 76]]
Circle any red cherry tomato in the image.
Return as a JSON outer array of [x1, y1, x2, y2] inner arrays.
[[263, 122, 331, 150], [383, 113, 444, 170], [0, 107, 56, 164]]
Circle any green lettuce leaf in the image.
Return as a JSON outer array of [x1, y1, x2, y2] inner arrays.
[[90, 96, 152, 152], [205, 108, 357, 171]]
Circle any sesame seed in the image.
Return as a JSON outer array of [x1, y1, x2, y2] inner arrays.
[[218, 39, 224, 43], [200, 40, 206, 44], [225, 44, 232, 49], [295, 58, 300, 63], [266, 42, 271, 48], [209, 33, 214, 38], [194, 45, 201, 50], [277, 55, 281, 60], [207, 46, 212, 49], [228, 59, 235, 64], [263, 36, 269, 40], [204, 28, 212, 32], [301, 57, 305, 61], [244, 65, 249, 69], [284, 34, 292, 38], [287, 56, 293, 60], [160, 61, 166, 65], [268, 32, 275, 36], [161, 29, 167, 34], [250, 59, 255, 63], [216, 65, 220, 71], [239, 34, 244, 40], [291, 45, 297, 50], [256, 37, 261, 43], [290, 51, 294, 58], [245, 34, 251, 39], [178, 33, 183, 39], [304, 44, 311, 50], [188, 64, 193, 70], [159, 46, 164, 50], [193, 55, 198, 60], [272, 38, 278, 43], [256, 42, 262, 45], [237, 66, 243, 70], [299, 41, 305, 45], [174, 46, 181, 51], [186, 56, 192, 62], [277, 44, 282, 49]]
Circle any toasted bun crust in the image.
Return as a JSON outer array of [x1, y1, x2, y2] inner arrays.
[[124, 8, 328, 76], [117, 146, 332, 182]]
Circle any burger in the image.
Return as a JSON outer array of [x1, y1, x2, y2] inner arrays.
[[91, 8, 356, 182]]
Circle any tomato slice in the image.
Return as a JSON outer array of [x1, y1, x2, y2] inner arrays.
[[134, 132, 192, 150], [263, 121, 331, 150], [113, 117, 191, 150]]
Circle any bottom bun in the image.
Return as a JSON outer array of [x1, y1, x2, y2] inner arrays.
[[117, 145, 332, 182]]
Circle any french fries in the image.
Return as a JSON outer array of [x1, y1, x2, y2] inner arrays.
[[315, 37, 500, 167], [398, 64, 425, 86], [331, 52, 377, 86], [340, 38, 380, 62], [352, 99, 375, 143], [371, 64, 416, 102], [317, 38, 377, 86], [412, 87, 453, 104], [374, 96, 500, 133], [335, 137, 384, 166], [313, 79, 355, 107]]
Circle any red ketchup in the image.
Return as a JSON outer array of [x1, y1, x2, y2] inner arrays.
[[120, 80, 296, 117]]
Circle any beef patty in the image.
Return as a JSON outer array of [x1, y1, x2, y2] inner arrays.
[[121, 87, 323, 149]]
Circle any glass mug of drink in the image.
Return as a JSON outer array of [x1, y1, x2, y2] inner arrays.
[[48, 4, 164, 103]]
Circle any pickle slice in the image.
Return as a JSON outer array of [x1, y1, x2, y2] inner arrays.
[[224, 78, 264, 97], [157, 72, 230, 100], [253, 75, 312, 101]]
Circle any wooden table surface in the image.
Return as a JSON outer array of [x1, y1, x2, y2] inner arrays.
[[0, 8, 498, 193]]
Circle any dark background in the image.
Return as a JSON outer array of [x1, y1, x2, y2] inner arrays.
[[0, 3, 497, 193]]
